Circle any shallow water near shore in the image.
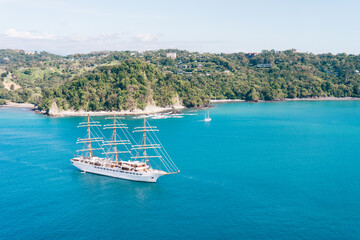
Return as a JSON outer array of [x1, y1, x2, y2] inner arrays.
[[1, 101, 360, 239]]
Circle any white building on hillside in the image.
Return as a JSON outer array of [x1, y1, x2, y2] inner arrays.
[[166, 53, 177, 59]]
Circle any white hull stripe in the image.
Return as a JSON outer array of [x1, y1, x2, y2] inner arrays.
[[71, 161, 164, 183]]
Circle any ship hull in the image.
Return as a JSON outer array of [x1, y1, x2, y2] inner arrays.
[[71, 160, 164, 183]]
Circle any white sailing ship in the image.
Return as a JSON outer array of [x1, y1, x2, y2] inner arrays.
[[70, 115, 180, 182]]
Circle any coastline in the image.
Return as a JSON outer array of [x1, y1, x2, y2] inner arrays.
[[2, 96, 360, 116], [210, 99, 245, 103], [210, 96, 360, 103], [0, 102, 35, 108], [282, 97, 360, 101], [47, 104, 185, 117]]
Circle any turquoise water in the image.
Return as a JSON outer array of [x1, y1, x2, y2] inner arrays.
[[1, 101, 360, 239]]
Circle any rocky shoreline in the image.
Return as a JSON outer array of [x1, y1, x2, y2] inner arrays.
[[45, 101, 185, 117], [45, 106, 185, 117]]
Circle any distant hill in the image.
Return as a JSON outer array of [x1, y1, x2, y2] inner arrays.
[[2, 49, 360, 111], [38, 59, 198, 111]]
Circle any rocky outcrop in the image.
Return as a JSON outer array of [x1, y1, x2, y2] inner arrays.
[[48, 101, 60, 116], [172, 94, 183, 108], [45, 98, 185, 117]]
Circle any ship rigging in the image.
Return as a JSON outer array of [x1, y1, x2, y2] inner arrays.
[[71, 115, 179, 182]]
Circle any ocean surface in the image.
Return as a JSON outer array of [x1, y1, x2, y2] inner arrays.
[[1, 101, 360, 240]]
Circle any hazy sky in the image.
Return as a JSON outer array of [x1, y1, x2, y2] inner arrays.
[[0, 0, 359, 55]]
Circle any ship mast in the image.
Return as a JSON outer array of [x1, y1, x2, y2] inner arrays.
[[113, 117, 117, 162], [132, 119, 161, 167], [132, 118, 181, 174], [143, 118, 147, 165], [87, 115, 92, 158], [77, 114, 103, 157], [103, 116, 131, 162]]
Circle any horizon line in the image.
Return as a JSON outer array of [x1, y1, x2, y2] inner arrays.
[[1, 48, 359, 57]]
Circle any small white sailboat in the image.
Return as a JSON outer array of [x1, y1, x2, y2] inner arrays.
[[204, 111, 212, 122]]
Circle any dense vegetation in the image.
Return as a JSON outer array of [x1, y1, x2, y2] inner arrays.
[[2, 49, 360, 111], [39, 59, 202, 111]]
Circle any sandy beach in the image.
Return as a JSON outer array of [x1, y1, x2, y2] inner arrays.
[[0, 102, 35, 108]]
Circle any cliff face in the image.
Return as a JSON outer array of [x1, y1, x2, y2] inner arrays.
[[172, 94, 183, 108], [48, 101, 60, 116]]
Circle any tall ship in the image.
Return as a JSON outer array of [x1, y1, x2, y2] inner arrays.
[[70, 115, 180, 182]]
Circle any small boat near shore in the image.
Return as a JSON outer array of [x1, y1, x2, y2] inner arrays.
[[132, 114, 154, 119], [152, 115, 170, 119], [204, 111, 212, 122], [149, 112, 185, 119]]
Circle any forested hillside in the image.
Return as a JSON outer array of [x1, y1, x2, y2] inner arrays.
[[1, 49, 360, 111], [38, 59, 205, 111]]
